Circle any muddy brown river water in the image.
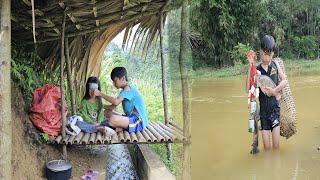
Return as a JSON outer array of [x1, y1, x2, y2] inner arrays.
[[191, 74, 320, 180]]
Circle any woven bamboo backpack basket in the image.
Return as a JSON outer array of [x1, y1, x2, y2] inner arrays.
[[273, 57, 297, 139]]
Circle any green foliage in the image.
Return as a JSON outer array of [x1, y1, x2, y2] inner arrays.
[[190, 0, 320, 69], [39, 133, 50, 142], [229, 43, 252, 65], [11, 46, 42, 104], [290, 35, 318, 59]]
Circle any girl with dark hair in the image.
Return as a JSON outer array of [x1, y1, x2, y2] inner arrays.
[[77, 76, 115, 135]]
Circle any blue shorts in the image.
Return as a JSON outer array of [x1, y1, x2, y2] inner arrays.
[[127, 114, 144, 133]]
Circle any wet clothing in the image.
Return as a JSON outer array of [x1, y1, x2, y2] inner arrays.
[[119, 84, 149, 131], [256, 60, 280, 131], [78, 99, 104, 124]]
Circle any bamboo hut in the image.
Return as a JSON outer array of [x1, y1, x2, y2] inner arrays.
[[1, 0, 191, 179]]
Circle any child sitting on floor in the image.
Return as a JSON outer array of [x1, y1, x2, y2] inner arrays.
[[94, 67, 149, 133], [77, 76, 115, 135]]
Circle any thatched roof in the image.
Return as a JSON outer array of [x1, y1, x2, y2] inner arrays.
[[11, 0, 177, 97]]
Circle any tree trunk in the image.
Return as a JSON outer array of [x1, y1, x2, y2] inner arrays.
[[0, 0, 12, 179], [179, 2, 191, 180]]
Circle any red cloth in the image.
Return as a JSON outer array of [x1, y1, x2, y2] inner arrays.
[[29, 84, 66, 136], [249, 63, 257, 101]]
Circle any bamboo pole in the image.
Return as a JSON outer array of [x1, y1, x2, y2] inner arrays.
[[60, 12, 67, 159], [159, 12, 173, 162], [0, 0, 12, 179], [179, 2, 191, 180], [65, 38, 76, 115]]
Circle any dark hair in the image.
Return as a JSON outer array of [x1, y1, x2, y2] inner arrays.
[[260, 35, 275, 53], [83, 76, 101, 100], [110, 67, 128, 81]]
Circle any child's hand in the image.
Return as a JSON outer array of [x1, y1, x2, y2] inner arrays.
[[93, 89, 102, 97], [264, 87, 276, 97], [246, 50, 257, 64]]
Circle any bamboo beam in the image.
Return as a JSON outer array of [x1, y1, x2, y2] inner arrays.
[[179, 2, 191, 180], [65, 38, 76, 115], [58, 2, 81, 30], [34, 11, 157, 43], [21, 0, 60, 35], [92, 0, 100, 28], [0, 0, 12, 179], [60, 12, 67, 159]]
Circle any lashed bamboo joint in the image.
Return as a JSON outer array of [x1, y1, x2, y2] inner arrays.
[[51, 121, 186, 145]]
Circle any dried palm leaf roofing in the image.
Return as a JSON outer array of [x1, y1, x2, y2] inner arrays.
[[11, 0, 175, 96]]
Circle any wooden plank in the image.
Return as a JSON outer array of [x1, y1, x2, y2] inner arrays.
[[81, 133, 90, 145], [73, 132, 84, 144], [89, 133, 96, 144]]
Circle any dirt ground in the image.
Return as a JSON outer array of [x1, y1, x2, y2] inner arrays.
[[12, 84, 108, 180]]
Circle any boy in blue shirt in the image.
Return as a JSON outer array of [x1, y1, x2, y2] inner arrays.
[[94, 67, 149, 132]]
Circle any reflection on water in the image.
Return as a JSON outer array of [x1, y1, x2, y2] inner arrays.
[[191, 75, 320, 180]]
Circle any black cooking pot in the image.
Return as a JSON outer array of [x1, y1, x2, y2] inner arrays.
[[46, 160, 72, 180]]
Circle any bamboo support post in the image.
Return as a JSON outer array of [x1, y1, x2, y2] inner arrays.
[[60, 12, 67, 159], [0, 1, 12, 179], [65, 38, 76, 115], [159, 10, 173, 161], [179, 2, 191, 179]]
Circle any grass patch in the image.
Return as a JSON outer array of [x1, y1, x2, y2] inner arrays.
[[192, 59, 320, 79]]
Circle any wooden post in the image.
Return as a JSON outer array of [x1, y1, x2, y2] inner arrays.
[[60, 12, 67, 159], [159, 12, 173, 162], [179, 2, 191, 180], [65, 38, 76, 115], [0, 1, 12, 179]]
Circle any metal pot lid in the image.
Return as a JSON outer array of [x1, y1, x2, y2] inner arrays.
[[46, 160, 72, 172]]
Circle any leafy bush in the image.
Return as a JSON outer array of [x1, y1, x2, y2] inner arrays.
[[230, 43, 252, 65], [291, 35, 318, 59]]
